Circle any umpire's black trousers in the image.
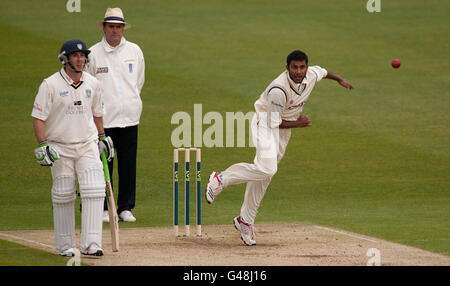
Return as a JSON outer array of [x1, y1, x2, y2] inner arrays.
[[104, 125, 138, 214]]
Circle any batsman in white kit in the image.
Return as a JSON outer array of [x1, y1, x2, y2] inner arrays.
[[206, 50, 354, 246], [32, 39, 114, 256]]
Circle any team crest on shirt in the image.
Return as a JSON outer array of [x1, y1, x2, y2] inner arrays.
[[85, 89, 92, 99], [60, 91, 69, 97], [96, 67, 109, 74], [298, 83, 306, 94]]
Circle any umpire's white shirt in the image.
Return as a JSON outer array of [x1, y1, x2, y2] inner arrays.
[[87, 36, 145, 129], [31, 68, 103, 144]]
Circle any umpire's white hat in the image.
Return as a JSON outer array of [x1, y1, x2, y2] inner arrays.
[[97, 8, 131, 30]]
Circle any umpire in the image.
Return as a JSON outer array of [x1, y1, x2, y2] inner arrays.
[[87, 8, 145, 222]]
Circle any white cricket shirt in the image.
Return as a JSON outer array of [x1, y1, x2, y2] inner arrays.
[[87, 36, 145, 128], [254, 66, 327, 128], [31, 68, 103, 144]]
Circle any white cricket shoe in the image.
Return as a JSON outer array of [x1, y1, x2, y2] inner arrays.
[[81, 243, 103, 256], [205, 171, 224, 204], [103, 210, 109, 223], [233, 216, 256, 246], [119, 210, 136, 222], [59, 247, 78, 257]]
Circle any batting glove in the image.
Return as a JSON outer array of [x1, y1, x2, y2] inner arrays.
[[98, 134, 114, 162], [34, 141, 60, 167]]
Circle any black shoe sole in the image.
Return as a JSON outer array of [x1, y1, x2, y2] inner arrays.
[[82, 250, 104, 256], [89, 250, 103, 256]]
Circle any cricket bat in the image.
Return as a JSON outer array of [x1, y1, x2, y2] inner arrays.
[[101, 151, 119, 252]]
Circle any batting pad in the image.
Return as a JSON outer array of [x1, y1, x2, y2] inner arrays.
[[78, 168, 106, 251], [51, 175, 77, 252]]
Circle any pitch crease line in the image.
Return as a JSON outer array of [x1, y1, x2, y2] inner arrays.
[[0, 232, 54, 249], [313, 226, 378, 243]]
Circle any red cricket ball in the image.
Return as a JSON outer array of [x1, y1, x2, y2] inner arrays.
[[392, 59, 401, 69]]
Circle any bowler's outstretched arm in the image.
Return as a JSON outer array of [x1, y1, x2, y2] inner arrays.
[[325, 71, 354, 89]]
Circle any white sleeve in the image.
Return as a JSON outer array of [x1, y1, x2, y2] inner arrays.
[[92, 81, 104, 117], [309, 65, 328, 82], [31, 81, 52, 121], [86, 46, 96, 77], [136, 47, 145, 94], [266, 88, 286, 128]]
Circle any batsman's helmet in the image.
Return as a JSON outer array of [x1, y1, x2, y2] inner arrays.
[[58, 39, 90, 65]]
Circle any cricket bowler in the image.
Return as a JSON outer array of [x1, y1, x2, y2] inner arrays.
[[206, 50, 354, 246]]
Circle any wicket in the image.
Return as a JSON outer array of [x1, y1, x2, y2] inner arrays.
[[173, 148, 201, 237]]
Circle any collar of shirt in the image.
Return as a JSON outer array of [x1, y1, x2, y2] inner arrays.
[[101, 36, 126, 53], [59, 67, 84, 87], [285, 70, 307, 94]]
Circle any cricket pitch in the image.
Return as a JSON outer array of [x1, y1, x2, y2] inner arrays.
[[1, 223, 449, 266]]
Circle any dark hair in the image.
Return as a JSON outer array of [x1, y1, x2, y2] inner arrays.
[[286, 50, 308, 65]]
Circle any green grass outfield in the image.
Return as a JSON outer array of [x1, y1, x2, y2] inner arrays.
[[0, 0, 449, 265], [0, 239, 83, 266]]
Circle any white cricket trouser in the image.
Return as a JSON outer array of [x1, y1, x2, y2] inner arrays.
[[50, 140, 105, 253], [221, 113, 291, 225]]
